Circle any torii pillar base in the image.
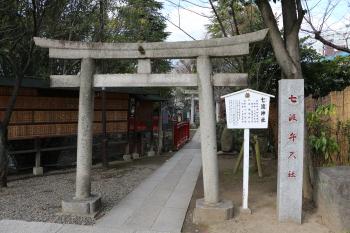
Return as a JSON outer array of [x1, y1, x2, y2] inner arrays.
[[193, 198, 234, 224], [62, 194, 102, 217]]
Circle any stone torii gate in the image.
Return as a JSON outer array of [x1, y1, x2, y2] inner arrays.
[[34, 29, 268, 221]]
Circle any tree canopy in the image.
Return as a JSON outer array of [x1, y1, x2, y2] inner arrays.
[[0, 0, 170, 80]]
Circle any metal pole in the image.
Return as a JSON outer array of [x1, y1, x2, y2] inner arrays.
[[242, 128, 250, 210]]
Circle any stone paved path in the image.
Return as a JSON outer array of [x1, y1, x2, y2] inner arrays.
[[0, 131, 202, 233]]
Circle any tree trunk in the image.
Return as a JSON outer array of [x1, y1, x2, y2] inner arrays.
[[0, 125, 8, 189], [257, 0, 314, 202], [268, 102, 279, 159], [0, 66, 25, 188]]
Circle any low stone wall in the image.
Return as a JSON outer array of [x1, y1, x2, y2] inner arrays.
[[314, 166, 350, 232]]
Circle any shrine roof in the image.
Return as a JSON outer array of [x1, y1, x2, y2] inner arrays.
[[220, 88, 274, 99]]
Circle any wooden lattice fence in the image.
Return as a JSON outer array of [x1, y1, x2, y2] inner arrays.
[[0, 87, 129, 140]]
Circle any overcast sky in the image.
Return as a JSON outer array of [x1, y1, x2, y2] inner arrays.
[[157, 0, 350, 52]]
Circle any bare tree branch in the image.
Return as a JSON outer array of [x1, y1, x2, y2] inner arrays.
[[302, 0, 350, 53], [181, 0, 211, 9], [165, 17, 196, 40], [319, 0, 340, 32], [165, 0, 212, 18], [314, 31, 350, 53]]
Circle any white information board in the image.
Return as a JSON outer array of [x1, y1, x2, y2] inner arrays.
[[222, 89, 273, 129], [221, 89, 274, 213]]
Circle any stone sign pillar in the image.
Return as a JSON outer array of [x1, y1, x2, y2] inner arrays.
[[62, 58, 101, 216], [193, 56, 233, 224], [277, 79, 304, 223]]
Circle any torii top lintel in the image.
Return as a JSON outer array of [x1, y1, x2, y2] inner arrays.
[[34, 29, 268, 59]]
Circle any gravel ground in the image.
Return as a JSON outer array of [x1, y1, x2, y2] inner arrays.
[[0, 156, 168, 225]]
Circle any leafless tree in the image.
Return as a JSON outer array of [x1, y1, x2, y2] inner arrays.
[[302, 0, 350, 53]]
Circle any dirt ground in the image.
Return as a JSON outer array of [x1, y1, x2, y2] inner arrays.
[[182, 154, 334, 233]]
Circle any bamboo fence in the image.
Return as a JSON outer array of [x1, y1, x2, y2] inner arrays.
[[305, 87, 350, 165]]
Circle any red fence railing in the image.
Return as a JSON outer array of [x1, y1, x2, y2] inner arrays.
[[173, 121, 190, 150]]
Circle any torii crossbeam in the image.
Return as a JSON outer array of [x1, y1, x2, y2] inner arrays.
[[34, 29, 268, 221]]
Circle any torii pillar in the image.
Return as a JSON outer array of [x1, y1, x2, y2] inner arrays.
[[193, 56, 233, 223], [61, 58, 102, 216]]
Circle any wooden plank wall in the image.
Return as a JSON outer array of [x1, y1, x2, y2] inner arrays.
[[0, 87, 129, 140]]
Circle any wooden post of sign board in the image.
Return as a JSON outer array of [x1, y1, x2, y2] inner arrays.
[[253, 135, 263, 178], [234, 142, 244, 174], [234, 137, 263, 178]]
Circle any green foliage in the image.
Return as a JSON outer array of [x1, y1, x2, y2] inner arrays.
[[110, 0, 169, 42], [303, 51, 350, 98], [307, 104, 336, 126], [309, 133, 339, 163], [251, 38, 350, 98], [247, 41, 280, 95], [307, 104, 340, 165]]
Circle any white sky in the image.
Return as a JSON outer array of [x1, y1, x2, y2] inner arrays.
[[157, 0, 350, 53]]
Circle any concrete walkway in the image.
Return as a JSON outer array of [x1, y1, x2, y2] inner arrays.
[[0, 131, 202, 233]]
